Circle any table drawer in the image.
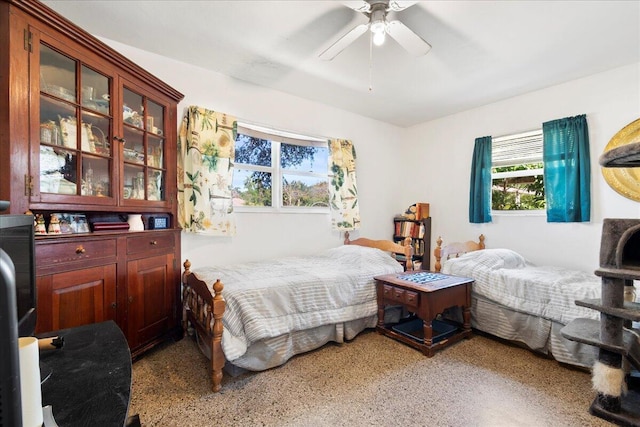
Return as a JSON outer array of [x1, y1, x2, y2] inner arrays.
[[127, 233, 174, 255], [383, 284, 402, 302], [36, 239, 117, 265], [382, 285, 419, 309], [404, 290, 419, 308]]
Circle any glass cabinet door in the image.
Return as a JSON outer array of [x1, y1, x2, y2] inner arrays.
[[122, 87, 166, 202], [38, 43, 112, 199]]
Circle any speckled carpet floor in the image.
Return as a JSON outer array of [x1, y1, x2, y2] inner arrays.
[[129, 331, 611, 427]]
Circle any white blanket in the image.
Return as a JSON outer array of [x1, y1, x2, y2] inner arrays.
[[193, 245, 403, 362], [442, 249, 601, 325]]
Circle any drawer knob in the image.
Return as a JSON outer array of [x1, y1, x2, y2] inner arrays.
[[75, 246, 85, 254], [150, 240, 157, 245]]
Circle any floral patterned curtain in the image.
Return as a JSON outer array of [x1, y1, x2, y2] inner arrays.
[[328, 139, 360, 230], [177, 106, 237, 235]]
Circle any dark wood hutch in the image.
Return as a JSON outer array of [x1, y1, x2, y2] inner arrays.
[[0, 0, 184, 357]]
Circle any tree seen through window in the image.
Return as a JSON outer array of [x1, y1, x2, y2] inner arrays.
[[233, 134, 329, 208]]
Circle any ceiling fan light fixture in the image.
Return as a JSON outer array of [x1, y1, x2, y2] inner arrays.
[[372, 30, 386, 46], [318, 1, 430, 60], [370, 9, 386, 35], [370, 20, 385, 34]]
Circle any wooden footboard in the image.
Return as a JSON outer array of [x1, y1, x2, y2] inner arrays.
[[182, 260, 226, 392]]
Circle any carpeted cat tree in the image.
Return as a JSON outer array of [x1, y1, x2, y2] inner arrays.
[[561, 138, 640, 427]]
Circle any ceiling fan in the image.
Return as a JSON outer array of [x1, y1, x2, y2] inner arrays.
[[319, 0, 432, 60]]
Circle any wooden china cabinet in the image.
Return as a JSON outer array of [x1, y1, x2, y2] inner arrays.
[[0, 0, 185, 357]]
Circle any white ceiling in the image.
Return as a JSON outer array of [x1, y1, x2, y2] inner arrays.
[[42, 1, 640, 128]]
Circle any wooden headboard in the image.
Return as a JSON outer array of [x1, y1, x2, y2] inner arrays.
[[344, 231, 414, 270], [434, 234, 485, 272]]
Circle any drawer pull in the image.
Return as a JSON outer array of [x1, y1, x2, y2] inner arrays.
[[150, 240, 157, 245], [75, 246, 85, 254]]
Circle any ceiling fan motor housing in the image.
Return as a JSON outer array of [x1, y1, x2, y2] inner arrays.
[[370, 6, 388, 34]]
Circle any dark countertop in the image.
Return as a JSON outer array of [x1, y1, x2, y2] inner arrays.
[[39, 321, 131, 426]]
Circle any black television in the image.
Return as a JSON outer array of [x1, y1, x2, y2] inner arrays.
[[0, 211, 37, 427], [0, 214, 37, 336]]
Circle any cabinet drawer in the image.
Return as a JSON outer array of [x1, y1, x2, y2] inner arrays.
[[127, 233, 174, 255], [36, 239, 117, 265]]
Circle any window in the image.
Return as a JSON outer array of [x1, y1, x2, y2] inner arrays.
[[232, 124, 329, 211], [491, 130, 545, 211]]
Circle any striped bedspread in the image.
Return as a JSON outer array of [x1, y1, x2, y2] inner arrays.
[[193, 245, 403, 362], [442, 248, 601, 325]]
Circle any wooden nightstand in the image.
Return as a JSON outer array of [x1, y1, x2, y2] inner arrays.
[[374, 271, 473, 356]]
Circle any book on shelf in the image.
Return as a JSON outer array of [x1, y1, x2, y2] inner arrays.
[[394, 218, 427, 239]]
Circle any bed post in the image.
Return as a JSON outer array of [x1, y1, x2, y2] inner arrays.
[[434, 237, 443, 272], [402, 236, 414, 270], [182, 259, 192, 334], [210, 279, 225, 393]]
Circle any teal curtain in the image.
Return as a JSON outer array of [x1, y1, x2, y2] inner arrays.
[[542, 114, 591, 222], [469, 136, 492, 223]]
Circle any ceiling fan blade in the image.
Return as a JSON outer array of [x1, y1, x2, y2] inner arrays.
[[319, 23, 369, 60], [386, 20, 431, 56], [388, 1, 419, 12], [342, 1, 371, 13]]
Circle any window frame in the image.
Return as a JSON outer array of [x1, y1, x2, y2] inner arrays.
[[233, 123, 330, 214], [491, 129, 545, 216]]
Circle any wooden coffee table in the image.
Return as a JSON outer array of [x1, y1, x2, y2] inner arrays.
[[374, 270, 473, 356]]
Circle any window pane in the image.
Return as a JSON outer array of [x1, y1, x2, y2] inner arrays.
[[81, 155, 110, 196], [491, 129, 545, 212], [147, 100, 164, 134], [123, 88, 144, 128], [40, 44, 77, 102], [232, 168, 272, 207], [235, 134, 271, 166], [281, 143, 328, 173], [492, 130, 543, 166], [81, 65, 110, 115], [282, 174, 329, 207], [492, 173, 545, 210], [40, 147, 77, 194]]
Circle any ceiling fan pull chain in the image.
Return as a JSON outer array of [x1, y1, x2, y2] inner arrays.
[[369, 31, 373, 92]]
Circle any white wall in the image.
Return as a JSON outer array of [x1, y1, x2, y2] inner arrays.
[[404, 63, 640, 272], [101, 39, 640, 272], [101, 39, 407, 267]]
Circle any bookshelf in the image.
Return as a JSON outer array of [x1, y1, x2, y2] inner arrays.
[[393, 216, 431, 270]]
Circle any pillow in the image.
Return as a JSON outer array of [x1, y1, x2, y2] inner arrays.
[[457, 248, 527, 270]]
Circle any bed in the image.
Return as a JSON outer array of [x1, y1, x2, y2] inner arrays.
[[182, 233, 411, 392], [434, 235, 602, 368]]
